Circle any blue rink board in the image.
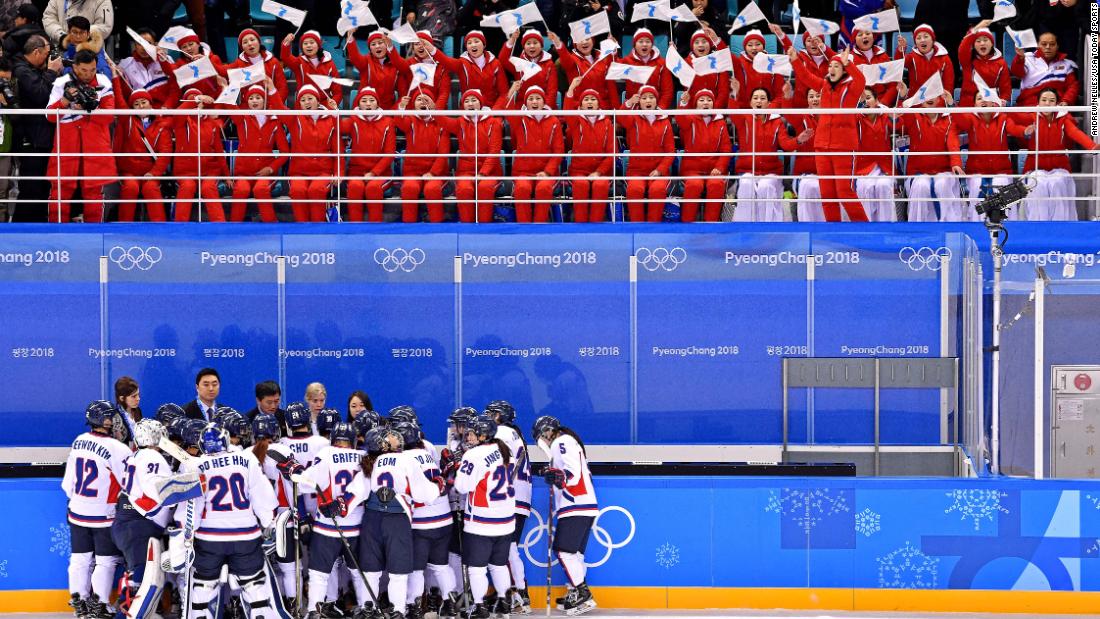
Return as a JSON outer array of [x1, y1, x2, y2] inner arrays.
[[7, 475, 1100, 592], [1, 222, 1096, 447]]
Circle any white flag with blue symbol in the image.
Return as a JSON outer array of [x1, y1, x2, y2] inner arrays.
[[1006, 26, 1037, 50], [693, 48, 733, 75], [227, 66, 266, 86], [569, 11, 611, 43], [853, 8, 899, 34], [174, 56, 217, 87], [337, 0, 377, 35], [509, 56, 543, 81], [858, 59, 903, 85], [800, 16, 840, 38], [480, 4, 544, 36], [409, 62, 437, 91], [728, 1, 767, 33], [631, 0, 670, 23], [791, 0, 800, 35], [214, 84, 242, 105], [972, 71, 1002, 105], [665, 4, 698, 22], [665, 44, 695, 88], [902, 72, 944, 108], [752, 52, 792, 76], [261, 0, 307, 27], [992, 0, 1016, 23], [606, 61, 656, 84], [157, 26, 194, 52]]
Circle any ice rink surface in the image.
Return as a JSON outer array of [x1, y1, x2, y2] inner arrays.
[[7, 613, 1100, 619]]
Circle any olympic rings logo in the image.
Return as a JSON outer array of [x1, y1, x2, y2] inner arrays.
[[374, 248, 426, 273], [898, 246, 952, 272], [108, 246, 162, 271], [520, 506, 636, 568], [636, 247, 687, 272]]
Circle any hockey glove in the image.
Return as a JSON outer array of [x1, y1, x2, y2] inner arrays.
[[543, 467, 567, 488], [276, 458, 304, 481], [261, 525, 277, 556], [318, 495, 348, 519]]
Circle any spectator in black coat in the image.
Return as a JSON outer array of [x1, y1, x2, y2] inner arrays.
[[1027, 0, 1087, 63], [457, 0, 518, 52], [182, 367, 221, 421], [246, 380, 287, 436], [561, 0, 627, 42], [914, 0, 969, 76], [672, 0, 726, 54], [11, 33, 58, 222], [1, 4, 47, 58]]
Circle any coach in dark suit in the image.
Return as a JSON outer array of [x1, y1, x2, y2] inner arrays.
[[183, 367, 221, 421], [245, 380, 287, 437]]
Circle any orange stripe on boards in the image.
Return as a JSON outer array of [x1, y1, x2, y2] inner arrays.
[[0, 589, 73, 613]]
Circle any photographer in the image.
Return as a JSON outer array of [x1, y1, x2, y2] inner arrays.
[[0, 57, 15, 223], [45, 48, 116, 223], [11, 34, 60, 222]]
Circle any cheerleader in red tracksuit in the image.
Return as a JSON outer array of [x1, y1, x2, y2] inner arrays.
[[562, 87, 614, 223], [113, 89, 171, 221], [1019, 87, 1099, 221], [683, 28, 731, 107], [676, 88, 731, 222], [730, 29, 784, 103], [394, 92, 450, 223], [500, 30, 559, 106], [789, 47, 869, 222], [773, 25, 835, 109], [285, 84, 340, 222], [618, 85, 674, 222], [957, 21, 1011, 108], [157, 29, 226, 100], [615, 28, 675, 110], [345, 28, 408, 109], [895, 24, 955, 105], [849, 28, 899, 107], [953, 91, 1028, 220], [226, 28, 289, 105], [436, 89, 503, 223], [897, 96, 964, 222], [399, 32, 450, 111], [230, 84, 289, 223], [497, 84, 564, 223], [427, 31, 509, 108], [854, 87, 898, 222], [729, 85, 797, 222], [781, 88, 823, 222], [342, 87, 395, 222], [549, 32, 618, 111], [171, 88, 227, 222], [280, 30, 344, 103]]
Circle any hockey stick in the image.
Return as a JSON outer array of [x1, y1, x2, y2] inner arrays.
[[291, 479, 303, 616], [545, 488, 553, 617]]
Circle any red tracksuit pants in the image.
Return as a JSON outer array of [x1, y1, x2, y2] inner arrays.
[[680, 163, 726, 222], [346, 177, 389, 222], [175, 180, 225, 222], [118, 177, 165, 222], [231, 179, 277, 223], [817, 151, 868, 222]]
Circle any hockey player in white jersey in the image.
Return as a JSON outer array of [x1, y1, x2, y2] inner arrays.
[[179, 424, 289, 619], [112, 419, 203, 619], [252, 415, 303, 611], [391, 421, 455, 619], [303, 422, 373, 617], [448, 416, 514, 619], [533, 416, 598, 616], [438, 407, 478, 613], [63, 400, 133, 619], [355, 427, 447, 619], [279, 404, 329, 516], [485, 401, 533, 615]]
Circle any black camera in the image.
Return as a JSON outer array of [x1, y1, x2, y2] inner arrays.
[[0, 77, 16, 106], [65, 80, 100, 112], [974, 178, 1032, 225]]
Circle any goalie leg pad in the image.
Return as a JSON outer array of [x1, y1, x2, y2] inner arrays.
[[240, 565, 293, 619], [273, 510, 295, 562], [189, 578, 221, 619], [127, 538, 165, 619]]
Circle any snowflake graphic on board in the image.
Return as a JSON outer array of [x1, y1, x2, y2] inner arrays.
[[1086, 539, 1100, 556], [765, 488, 851, 534], [655, 543, 680, 569], [944, 489, 1009, 531], [1085, 494, 1100, 510], [50, 522, 71, 556], [0, 560, 7, 578], [877, 541, 939, 589], [855, 508, 881, 537]]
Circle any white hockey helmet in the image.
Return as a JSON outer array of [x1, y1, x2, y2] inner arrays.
[[134, 419, 166, 448]]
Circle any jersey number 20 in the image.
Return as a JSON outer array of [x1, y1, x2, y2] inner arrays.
[[209, 473, 250, 511]]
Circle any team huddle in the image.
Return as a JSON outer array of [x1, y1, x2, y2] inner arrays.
[[62, 399, 599, 619]]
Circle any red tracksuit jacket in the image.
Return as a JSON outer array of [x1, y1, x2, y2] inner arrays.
[[1021, 112, 1096, 172], [958, 30, 1011, 107], [437, 114, 504, 176], [233, 104, 290, 176], [791, 59, 866, 152], [779, 34, 836, 108], [433, 49, 510, 108], [500, 45, 558, 105], [280, 44, 343, 103], [555, 43, 619, 110], [392, 115, 450, 176], [226, 50, 290, 104], [953, 112, 1026, 175], [398, 55, 450, 111], [619, 114, 674, 175], [784, 112, 818, 175], [615, 49, 675, 110], [897, 112, 962, 175], [114, 116, 172, 177], [684, 43, 732, 108], [160, 50, 226, 100], [900, 43, 955, 99], [731, 51, 785, 103], [1011, 51, 1080, 106], [562, 94, 614, 175], [677, 112, 732, 174], [505, 113, 564, 176], [171, 104, 229, 178], [341, 114, 396, 176], [855, 111, 895, 176], [284, 113, 340, 177], [730, 111, 797, 175], [347, 43, 407, 109]]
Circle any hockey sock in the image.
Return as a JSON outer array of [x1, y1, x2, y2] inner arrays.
[[427, 563, 456, 596], [69, 552, 93, 597], [387, 573, 409, 615], [468, 566, 488, 603]]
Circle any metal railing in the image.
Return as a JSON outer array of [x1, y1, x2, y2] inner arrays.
[[0, 104, 1095, 223]]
